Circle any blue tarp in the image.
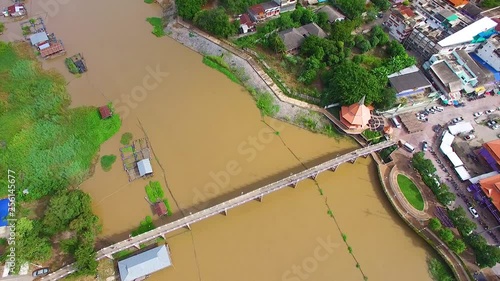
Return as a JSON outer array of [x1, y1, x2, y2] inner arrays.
[[469, 52, 500, 81], [0, 199, 9, 226]]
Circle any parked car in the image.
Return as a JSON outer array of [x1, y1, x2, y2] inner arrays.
[[422, 141, 428, 151], [473, 112, 483, 117], [435, 106, 444, 112], [452, 117, 463, 124], [468, 207, 479, 218], [464, 134, 476, 140], [32, 267, 50, 278], [493, 124, 500, 130], [487, 120, 497, 127], [486, 109, 496, 114]]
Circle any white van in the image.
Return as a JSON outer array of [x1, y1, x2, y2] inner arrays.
[[391, 116, 401, 128], [403, 142, 415, 153]]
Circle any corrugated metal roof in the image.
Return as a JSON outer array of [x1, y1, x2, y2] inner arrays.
[[438, 17, 497, 47], [118, 245, 172, 281], [29, 32, 48, 46], [137, 159, 153, 177]]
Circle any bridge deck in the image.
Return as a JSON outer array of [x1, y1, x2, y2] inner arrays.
[[40, 141, 395, 281]]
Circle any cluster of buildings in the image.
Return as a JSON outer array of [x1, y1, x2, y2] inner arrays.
[[2, 3, 26, 18], [384, 0, 500, 103]]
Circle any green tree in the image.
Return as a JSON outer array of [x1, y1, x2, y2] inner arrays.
[[448, 239, 466, 254], [376, 87, 396, 110], [175, 0, 206, 21], [481, 0, 500, 8], [15, 219, 52, 264], [371, 0, 391, 11], [356, 38, 372, 53], [335, 0, 366, 18], [194, 8, 237, 38], [322, 61, 383, 106], [74, 244, 98, 275], [329, 20, 356, 47], [316, 12, 330, 30], [300, 9, 316, 25], [386, 40, 407, 57], [42, 190, 93, 235], [428, 218, 442, 232], [438, 228, 454, 243], [291, 7, 304, 23], [278, 13, 297, 30], [412, 152, 437, 175], [298, 69, 317, 85], [267, 33, 286, 53]]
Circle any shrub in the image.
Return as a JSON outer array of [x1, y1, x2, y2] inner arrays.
[[120, 132, 133, 145], [428, 218, 442, 232], [427, 258, 454, 281], [0, 23, 5, 34], [65, 58, 79, 74], [145, 181, 164, 202], [131, 216, 155, 236], [144, 0, 154, 3], [249, 89, 279, 117], [100, 155, 117, 172], [146, 17, 165, 37], [202, 55, 241, 84], [163, 199, 173, 216]]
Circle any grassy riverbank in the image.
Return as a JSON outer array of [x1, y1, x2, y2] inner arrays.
[[0, 41, 121, 275], [397, 174, 424, 211]]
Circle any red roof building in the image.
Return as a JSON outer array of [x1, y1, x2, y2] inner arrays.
[[40, 42, 65, 58], [98, 105, 112, 119], [340, 97, 372, 129], [154, 201, 167, 216]]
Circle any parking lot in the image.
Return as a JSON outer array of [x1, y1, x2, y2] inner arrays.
[[390, 94, 500, 271]]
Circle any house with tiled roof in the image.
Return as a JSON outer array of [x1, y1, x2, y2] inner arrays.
[[340, 97, 372, 129], [278, 23, 326, 54], [248, 2, 280, 22], [479, 175, 500, 212], [447, 0, 468, 7], [479, 139, 500, 172]]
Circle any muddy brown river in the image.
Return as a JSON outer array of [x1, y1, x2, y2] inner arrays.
[[0, 0, 434, 280]]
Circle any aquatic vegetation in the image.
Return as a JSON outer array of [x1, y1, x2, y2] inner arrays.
[[145, 181, 165, 202], [120, 132, 133, 145], [146, 17, 165, 37], [100, 155, 117, 172], [132, 216, 155, 236]]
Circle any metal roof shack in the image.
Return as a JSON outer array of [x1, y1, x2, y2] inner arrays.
[[154, 201, 167, 216], [98, 105, 112, 119], [137, 159, 153, 177], [455, 166, 471, 181], [29, 32, 48, 46], [118, 245, 172, 281], [388, 70, 432, 93]]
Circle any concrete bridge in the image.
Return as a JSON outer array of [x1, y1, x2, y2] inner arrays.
[[40, 140, 396, 281]]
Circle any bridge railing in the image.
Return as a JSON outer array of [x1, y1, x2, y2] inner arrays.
[[42, 141, 395, 281]]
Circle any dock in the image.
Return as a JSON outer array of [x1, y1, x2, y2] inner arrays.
[[119, 138, 152, 182]]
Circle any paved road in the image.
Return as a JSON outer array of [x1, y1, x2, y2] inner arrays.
[[40, 141, 395, 281]]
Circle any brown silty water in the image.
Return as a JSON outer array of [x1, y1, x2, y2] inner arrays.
[[0, 0, 434, 280]]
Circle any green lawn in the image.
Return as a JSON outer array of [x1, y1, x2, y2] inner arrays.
[[396, 174, 424, 211]]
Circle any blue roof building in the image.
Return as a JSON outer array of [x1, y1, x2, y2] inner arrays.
[[118, 245, 172, 281]]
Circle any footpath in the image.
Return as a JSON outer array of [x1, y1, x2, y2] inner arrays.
[[165, 16, 473, 281], [375, 155, 472, 281]]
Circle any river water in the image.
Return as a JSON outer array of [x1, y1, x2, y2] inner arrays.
[[0, 0, 433, 280]]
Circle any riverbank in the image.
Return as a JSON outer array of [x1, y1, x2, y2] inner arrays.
[[163, 18, 346, 138]]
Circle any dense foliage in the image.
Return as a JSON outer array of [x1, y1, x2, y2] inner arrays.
[[0, 42, 118, 276], [447, 207, 500, 268], [175, 0, 206, 20], [334, 0, 366, 18], [194, 8, 237, 38], [219, 0, 268, 14], [146, 17, 165, 37], [145, 181, 165, 202], [120, 132, 133, 145], [100, 155, 117, 172], [412, 152, 456, 206], [427, 258, 455, 281], [481, 0, 500, 8], [0, 42, 121, 199], [132, 216, 155, 236]]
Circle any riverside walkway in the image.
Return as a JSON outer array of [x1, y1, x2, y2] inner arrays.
[[40, 140, 395, 281]]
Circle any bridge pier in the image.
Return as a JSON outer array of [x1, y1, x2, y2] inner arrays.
[[290, 180, 298, 188], [310, 172, 319, 180], [186, 223, 191, 230], [105, 254, 114, 260], [256, 195, 263, 202], [330, 166, 338, 172], [349, 158, 357, 164], [222, 208, 228, 216], [362, 154, 368, 158], [133, 244, 140, 249]]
